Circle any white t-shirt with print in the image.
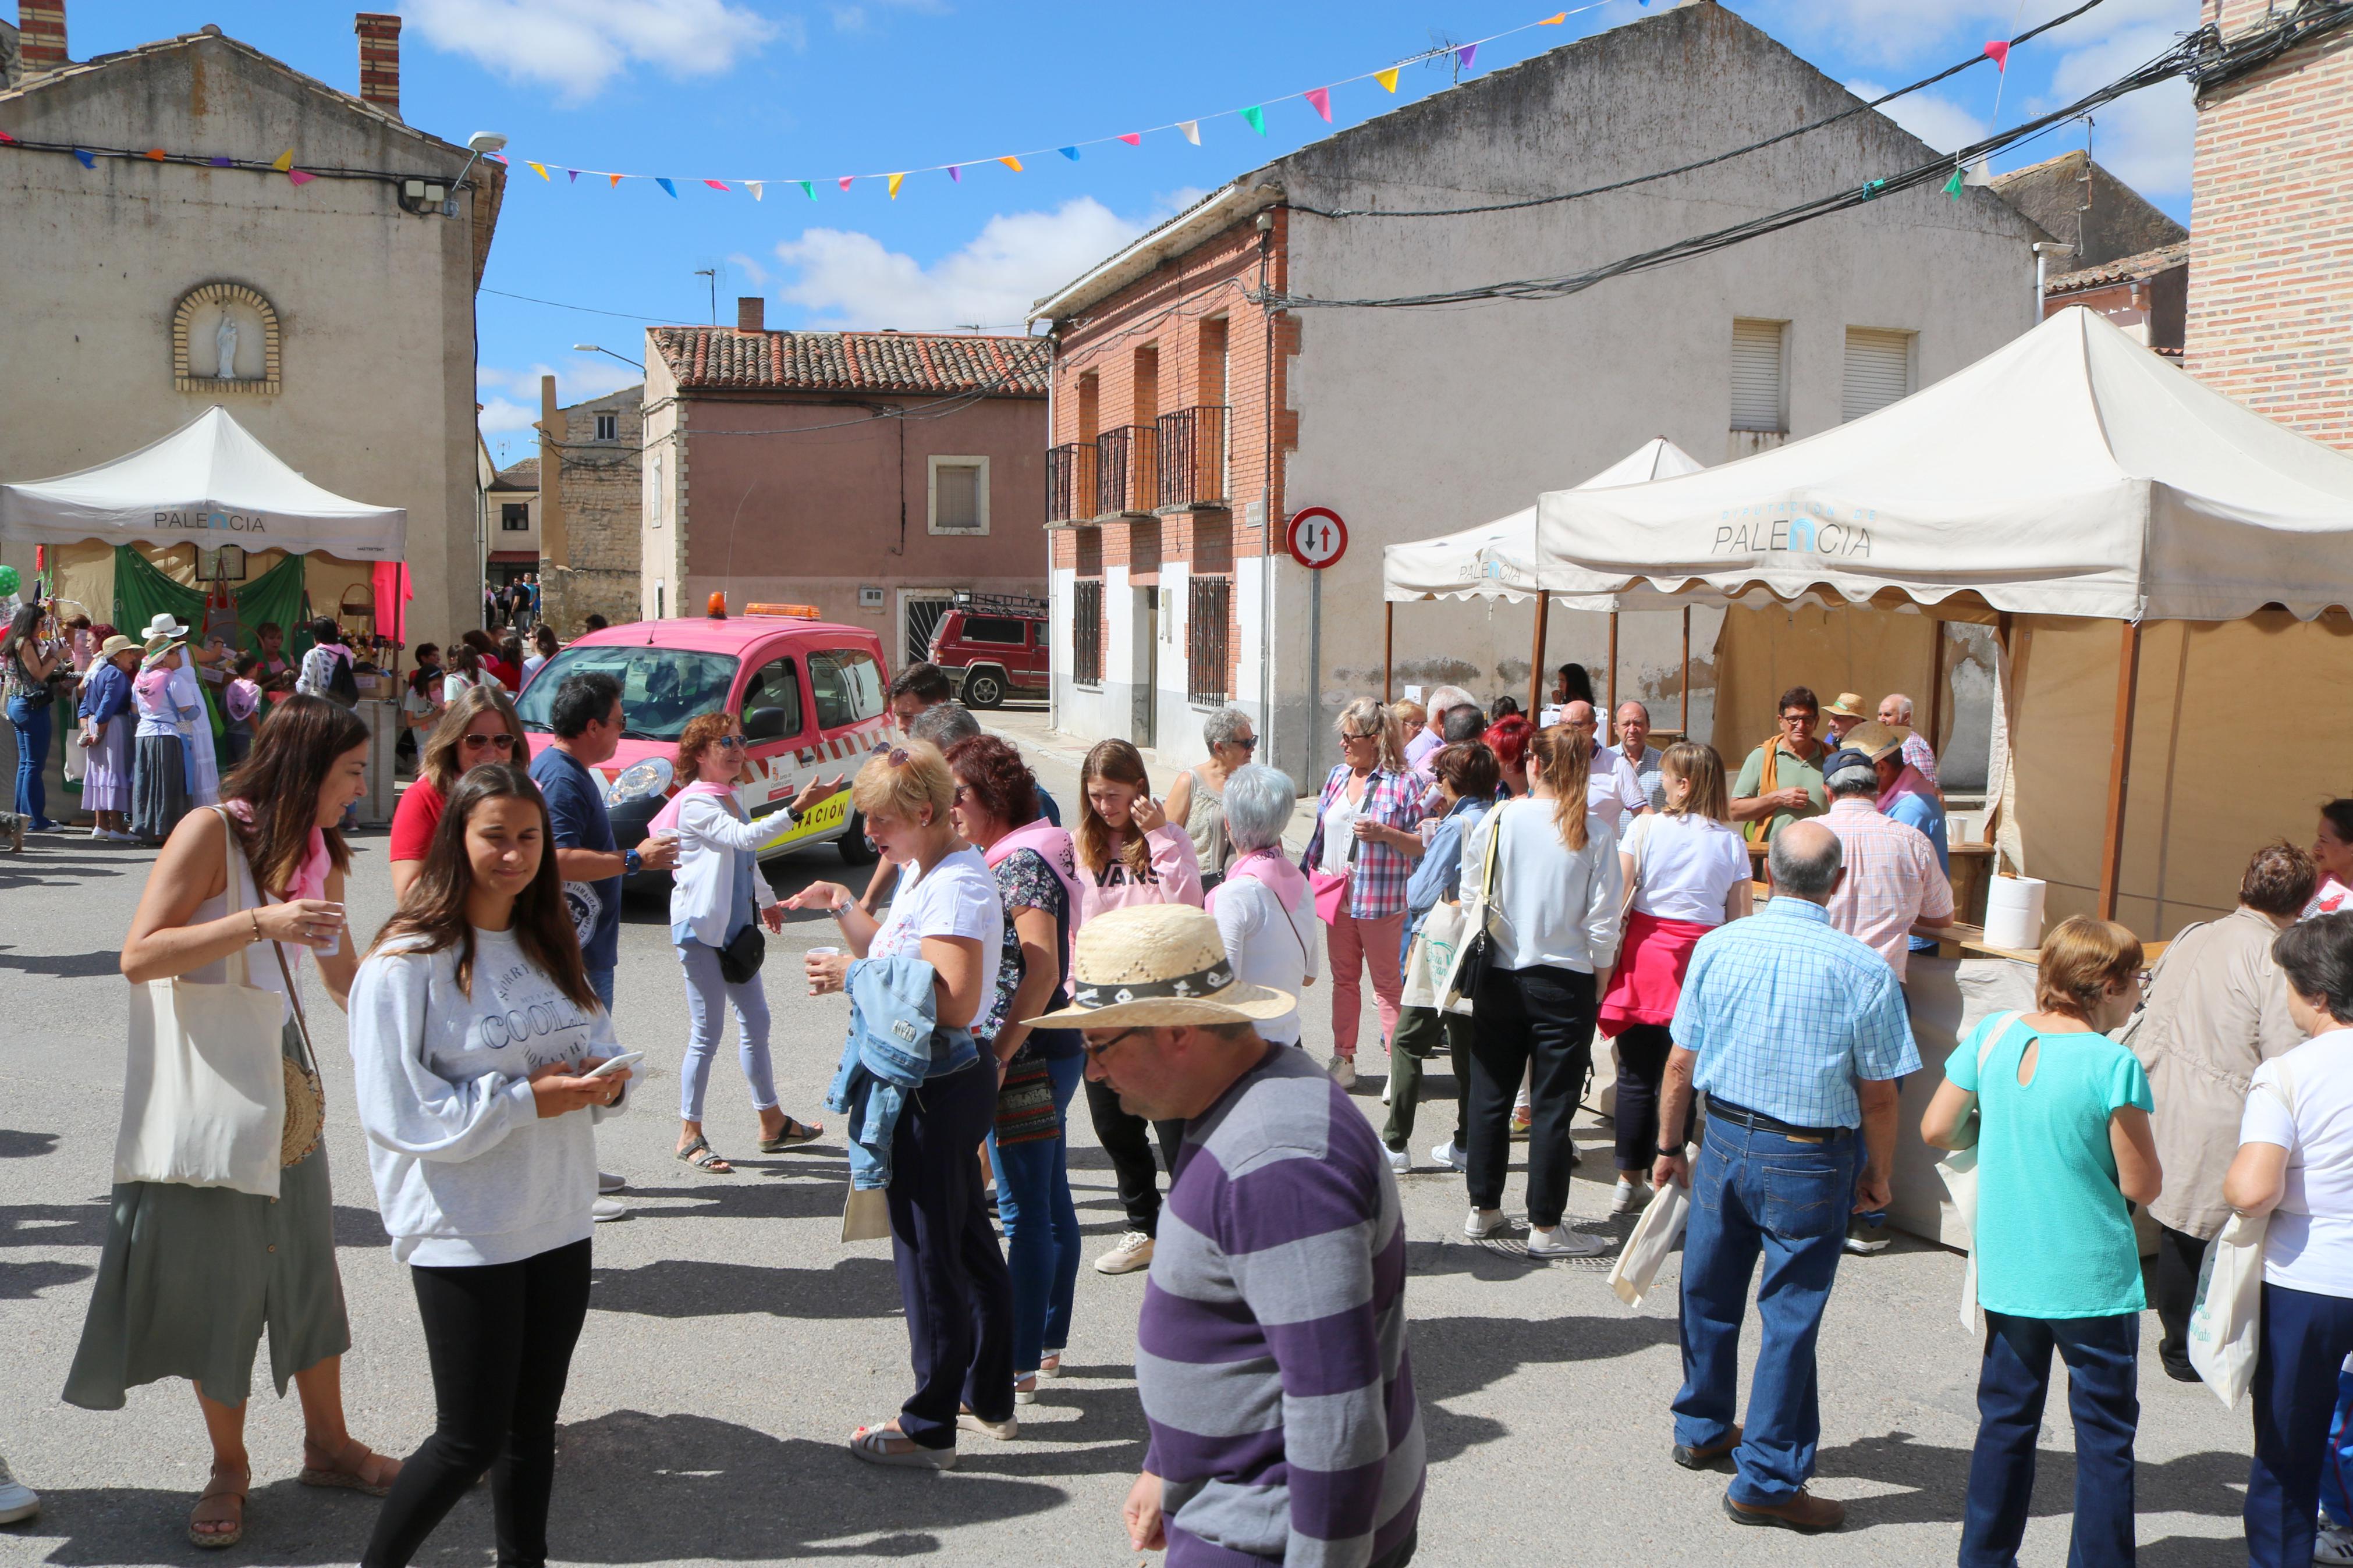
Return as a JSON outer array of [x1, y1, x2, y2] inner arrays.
[[2241, 1029, 2353, 1297], [1623, 813, 1752, 926], [871, 845, 1005, 1020]]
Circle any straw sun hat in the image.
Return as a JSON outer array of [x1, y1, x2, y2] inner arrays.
[[1024, 905, 1296, 1029]]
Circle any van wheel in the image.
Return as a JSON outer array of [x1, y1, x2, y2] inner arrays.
[[963, 668, 1007, 709], [837, 810, 879, 866]]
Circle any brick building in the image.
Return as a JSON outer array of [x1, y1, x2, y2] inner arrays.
[[1032, 1, 2049, 786], [535, 379, 643, 634], [2184, 0, 2353, 451], [638, 302, 1048, 664]]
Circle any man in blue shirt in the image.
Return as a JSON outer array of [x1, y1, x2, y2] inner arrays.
[[531, 672, 679, 1218], [1651, 820, 1921, 1534]]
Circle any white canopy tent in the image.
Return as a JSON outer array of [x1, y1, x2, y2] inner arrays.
[[1379, 436, 1708, 715], [0, 406, 406, 559], [1529, 308, 2353, 933]]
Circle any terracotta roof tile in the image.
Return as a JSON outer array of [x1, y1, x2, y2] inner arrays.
[[2044, 240, 2189, 294], [649, 327, 1048, 396]]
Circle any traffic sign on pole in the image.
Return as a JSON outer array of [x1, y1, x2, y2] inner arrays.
[[1287, 507, 1347, 569]]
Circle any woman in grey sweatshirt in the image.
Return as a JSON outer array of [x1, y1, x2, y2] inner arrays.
[[346, 764, 631, 1568]]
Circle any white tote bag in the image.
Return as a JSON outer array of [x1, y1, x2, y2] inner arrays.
[[112, 816, 288, 1199], [1609, 1165, 1693, 1308], [1400, 900, 1468, 1012], [2187, 1063, 2299, 1409], [1935, 1011, 2026, 1334]]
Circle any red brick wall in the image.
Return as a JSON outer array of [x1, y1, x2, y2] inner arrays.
[[1046, 208, 1294, 694], [2184, 0, 2353, 450]]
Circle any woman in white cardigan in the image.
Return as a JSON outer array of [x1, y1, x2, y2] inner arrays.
[[659, 713, 840, 1172]]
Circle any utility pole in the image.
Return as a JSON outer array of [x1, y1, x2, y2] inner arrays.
[[694, 268, 718, 325]]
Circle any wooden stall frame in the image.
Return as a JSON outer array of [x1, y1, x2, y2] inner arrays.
[[2096, 617, 2143, 922]]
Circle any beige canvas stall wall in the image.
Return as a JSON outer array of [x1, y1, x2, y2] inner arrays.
[[1707, 602, 1940, 762], [2004, 613, 2353, 938]]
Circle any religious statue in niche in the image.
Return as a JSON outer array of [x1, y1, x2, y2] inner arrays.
[[172, 281, 282, 395]]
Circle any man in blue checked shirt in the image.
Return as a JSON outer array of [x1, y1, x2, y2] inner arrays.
[[1650, 819, 1921, 1535]]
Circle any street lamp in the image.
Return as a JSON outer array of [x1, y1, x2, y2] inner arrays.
[[423, 130, 507, 219], [574, 343, 645, 369]]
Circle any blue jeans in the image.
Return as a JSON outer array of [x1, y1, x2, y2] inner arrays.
[[1673, 1117, 1859, 1506], [8, 696, 51, 824], [675, 941, 776, 1122], [2248, 1282, 2353, 1568], [587, 968, 615, 1012], [1961, 1311, 2138, 1567], [988, 1053, 1083, 1375]]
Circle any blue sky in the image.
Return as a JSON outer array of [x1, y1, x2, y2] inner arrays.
[[78, 0, 2201, 465]]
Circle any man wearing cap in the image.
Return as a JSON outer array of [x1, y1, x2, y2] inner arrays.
[[1821, 692, 1868, 745], [1031, 905, 1423, 1568], [1818, 723, 1954, 984], [1730, 686, 1829, 842]]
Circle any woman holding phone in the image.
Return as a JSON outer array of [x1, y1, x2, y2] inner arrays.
[[65, 695, 393, 1550], [347, 764, 631, 1568]]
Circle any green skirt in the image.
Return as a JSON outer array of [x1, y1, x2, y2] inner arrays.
[[63, 1020, 352, 1410]]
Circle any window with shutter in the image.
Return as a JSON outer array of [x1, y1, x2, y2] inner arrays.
[[928, 457, 989, 534], [1729, 318, 1787, 432], [1842, 328, 1914, 422]]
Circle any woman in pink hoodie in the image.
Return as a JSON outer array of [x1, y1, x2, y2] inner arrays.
[[1071, 739, 1203, 1278]]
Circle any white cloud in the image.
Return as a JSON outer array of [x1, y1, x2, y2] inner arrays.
[[773, 197, 1161, 331], [2035, 17, 2199, 196], [1847, 79, 1989, 154], [477, 397, 539, 438], [830, 0, 948, 33], [403, 0, 792, 102], [727, 251, 771, 287], [477, 357, 643, 437]]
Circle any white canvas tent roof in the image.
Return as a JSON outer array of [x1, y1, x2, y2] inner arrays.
[[0, 406, 405, 559], [1383, 437, 1704, 603], [1535, 307, 2353, 624]]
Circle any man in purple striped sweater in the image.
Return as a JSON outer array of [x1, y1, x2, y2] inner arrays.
[[1027, 905, 1424, 1567]]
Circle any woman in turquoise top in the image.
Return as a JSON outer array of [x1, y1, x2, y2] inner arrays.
[[1922, 915, 2163, 1568]]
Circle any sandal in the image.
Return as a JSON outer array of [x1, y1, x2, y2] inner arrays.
[[300, 1437, 400, 1496], [676, 1135, 733, 1174], [188, 1466, 249, 1549], [957, 1406, 1018, 1441], [849, 1423, 956, 1470], [758, 1116, 823, 1153], [1014, 1374, 1038, 1406], [1037, 1352, 1063, 1379]]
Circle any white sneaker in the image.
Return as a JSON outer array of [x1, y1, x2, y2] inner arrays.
[[592, 1196, 629, 1222], [1094, 1230, 1155, 1275], [1327, 1056, 1357, 1091], [1386, 1146, 1411, 1174], [1464, 1207, 1507, 1239], [1429, 1140, 1468, 1172], [598, 1170, 627, 1194], [0, 1456, 36, 1524], [1610, 1178, 1649, 1216], [1380, 1076, 1393, 1104], [1526, 1224, 1612, 1258], [2316, 1521, 2353, 1566]]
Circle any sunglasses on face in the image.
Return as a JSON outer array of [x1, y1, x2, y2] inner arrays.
[[1226, 734, 1259, 750], [462, 733, 519, 751], [716, 735, 746, 751]]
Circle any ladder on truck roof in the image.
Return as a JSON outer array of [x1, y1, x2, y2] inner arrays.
[[953, 591, 1049, 618]]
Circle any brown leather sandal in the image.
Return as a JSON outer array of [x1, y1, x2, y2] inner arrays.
[[299, 1437, 400, 1496], [188, 1466, 249, 1549]]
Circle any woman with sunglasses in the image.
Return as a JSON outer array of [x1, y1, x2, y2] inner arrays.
[[389, 688, 528, 901], [659, 713, 838, 1174], [1163, 707, 1258, 891]]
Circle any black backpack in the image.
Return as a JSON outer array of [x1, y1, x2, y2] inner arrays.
[[324, 648, 361, 707]]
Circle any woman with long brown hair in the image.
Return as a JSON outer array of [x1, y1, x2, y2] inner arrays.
[[388, 686, 529, 901], [1457, 724, 1624, 1257], [66, 695, 396, 1549], [1071, 738, 1203, 1277], [348, 765, 633, 1568]]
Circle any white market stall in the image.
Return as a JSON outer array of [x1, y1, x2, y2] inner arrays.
[[1380, 437, 1707, 719]]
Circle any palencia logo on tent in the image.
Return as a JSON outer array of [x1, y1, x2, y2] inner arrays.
[[1712, 502, 1875, 560], [153, 509, 272, 535]]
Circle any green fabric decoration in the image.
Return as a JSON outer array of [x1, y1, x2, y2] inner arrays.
[[233, 550, 312, 659], [1943, 166, 1966, 198], [112, 545, 204, 641]]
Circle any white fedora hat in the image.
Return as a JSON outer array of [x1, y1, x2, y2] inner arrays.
[[1024, 904, 1294, 1029], [139, 613, 190, 642]]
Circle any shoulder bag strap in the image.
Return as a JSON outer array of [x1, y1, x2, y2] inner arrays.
[[210, 806, 254, 990], [272, 938, 318, 1076]]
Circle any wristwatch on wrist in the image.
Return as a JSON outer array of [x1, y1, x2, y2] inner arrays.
[[623, 848, 643, 876]]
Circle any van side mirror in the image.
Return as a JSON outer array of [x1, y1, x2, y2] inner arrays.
[[744, 706, 793, 742]]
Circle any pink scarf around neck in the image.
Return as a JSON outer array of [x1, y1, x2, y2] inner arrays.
[[1221, 846, 1310, 912], [647, 778, 732, 837], [221, 799, 331, 904]]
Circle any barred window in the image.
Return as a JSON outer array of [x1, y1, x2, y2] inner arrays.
[[1073, 579, 1103, 687], [1187, 575, 1230, 705]]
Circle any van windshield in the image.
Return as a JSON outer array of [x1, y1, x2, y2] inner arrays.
[[514, 646, 740, 741]]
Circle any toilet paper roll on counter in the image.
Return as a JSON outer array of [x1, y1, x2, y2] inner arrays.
[[1982, 876, 2049, 952]]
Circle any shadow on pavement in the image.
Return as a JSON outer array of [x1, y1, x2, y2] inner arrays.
[[0, 1258, 94, 1299], [0, 1129, 62, 1158], [589, 1257, 905, 1321], [1405, 1310, 1683, 1465], [1813, 1428, 2250, 1534], [0, 947, 125, 978]]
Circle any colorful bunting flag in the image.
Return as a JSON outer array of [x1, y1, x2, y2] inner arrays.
[[1456, 43, 1478, 70], [656, 177, 677, 197], [1943, 166, 1965, 198], [1118, 132, 1142, 145], [567, 169, 580, 182], [1984, 39, 2010, 68], [528, 161, 549, 179], [286, 169, 315, 186], [999, 155, 1023, 171], [747, 180, 763, 200], [797, 180, 815, 199], [1304, 87, 1332, 120], [609, 172, 624, 187], [271, 149, 295, 172], [888, 172, 905, 198], [0, 130, 15, 144], [73, 148, 94, 168], [1541, 10, 1566, 20], [144, 147, 166, 161], [1241, 105, 1266, 134], [1059, 145, 1080, 161], [948, 164, 961, 182], [1374, 67, 1400, 92], [704, 178, 729, 191], [209, 154, 232, 166], [838, 175, 854, 190]]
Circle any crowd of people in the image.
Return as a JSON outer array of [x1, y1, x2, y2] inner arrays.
[[11, 628, 2353, 1567]]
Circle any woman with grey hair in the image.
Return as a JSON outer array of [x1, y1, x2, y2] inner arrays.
[[1301, 698, 1424, 1088], [1205, 765, 1318, 1047], [1165, 707, 1258, 890]]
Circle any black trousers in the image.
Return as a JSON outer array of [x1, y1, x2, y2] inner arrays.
[[2151, 1222, 2212, 1382], [362, 1239, 592, 1568], [1612, 1023, 1694, 1172], [886, 1060, 1016, 1448], [1083, 1075, 1184, 1236], [1466, 965, 1596, 1228]]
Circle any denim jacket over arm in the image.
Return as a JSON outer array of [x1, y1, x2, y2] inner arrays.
[[824, 953, 981, 1190]]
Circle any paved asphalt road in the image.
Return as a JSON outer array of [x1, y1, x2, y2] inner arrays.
[[0, 705, 2255, 1566]]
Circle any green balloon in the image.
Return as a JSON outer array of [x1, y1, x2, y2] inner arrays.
[[0, 565, 18, 595]]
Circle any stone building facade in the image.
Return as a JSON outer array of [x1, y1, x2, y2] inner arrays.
[[536, 381, 643, 634], [2184, 0, 2353, 452]]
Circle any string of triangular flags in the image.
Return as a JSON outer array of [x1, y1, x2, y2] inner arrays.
[[507, 0, 1646, 201], [1942, 38, 2018, 197]]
